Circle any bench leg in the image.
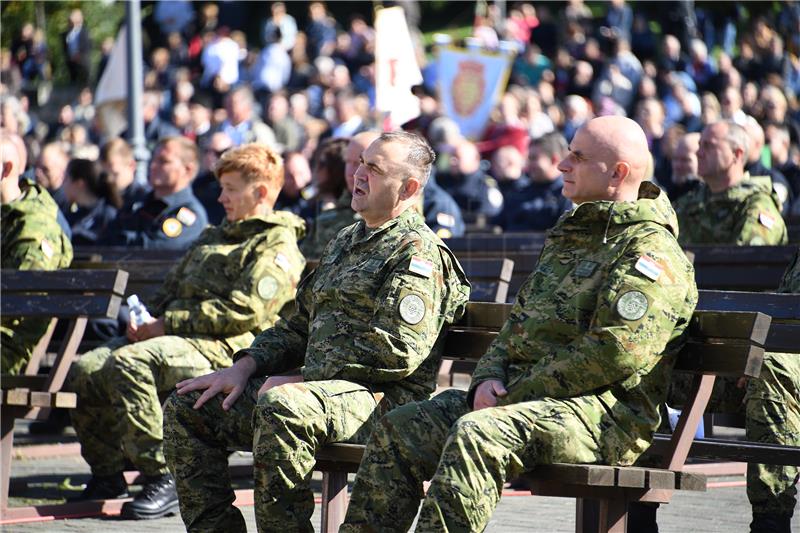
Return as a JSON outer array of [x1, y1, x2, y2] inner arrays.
[[1, 411, 15, 515], [320, 471, 348, 533], [576, 499, 628, 533]]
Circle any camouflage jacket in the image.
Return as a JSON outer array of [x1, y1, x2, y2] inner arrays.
[[469, 182, 698, 465], [1, 182, 74, 374], [236, 208, 471, 406], [148, 211, 306, 367], [673, 176, 788, 245], [299, 191, 361, 259]]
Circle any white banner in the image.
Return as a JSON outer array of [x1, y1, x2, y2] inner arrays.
[[374, 6, 422, 129], [437, 47, 513, 140], [95, 25, 129, 140]]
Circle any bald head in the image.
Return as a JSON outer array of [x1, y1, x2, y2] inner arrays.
[[584, 116, 650, 181], [558, 116, 651, 204], [345, 131, 381, 193]]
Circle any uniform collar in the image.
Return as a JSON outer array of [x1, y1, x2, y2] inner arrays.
[[351, 207, 421, 245], [157, 185, 195, 207]]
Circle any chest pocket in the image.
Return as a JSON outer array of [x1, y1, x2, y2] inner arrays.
[[552, 254, 606, 330], [178, 245, 239, 298], [313, 255, 386, 321]]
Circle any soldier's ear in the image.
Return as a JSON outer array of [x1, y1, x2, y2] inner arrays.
[[400, 177, 421, 200], [611, 162, 631, 185]]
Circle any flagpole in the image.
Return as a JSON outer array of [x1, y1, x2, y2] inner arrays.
[[126, 0, 149, 184]]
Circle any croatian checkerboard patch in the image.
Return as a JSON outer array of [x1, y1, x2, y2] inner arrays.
[[634, 255, 662, 281], [408, 256, 434, 278]]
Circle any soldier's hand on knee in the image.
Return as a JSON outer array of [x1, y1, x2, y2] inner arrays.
[[175, 357, 257, 411], [256, 374, 303, 398], [472, 379, 508, 411]]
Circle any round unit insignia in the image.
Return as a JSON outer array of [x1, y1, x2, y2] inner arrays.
[[162, 218, 183, 238], [257, 276, 278, 300], [399, 294, 426, 325], [617, 290, 649, 321]]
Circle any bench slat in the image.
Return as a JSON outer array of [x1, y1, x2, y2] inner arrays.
[[650, 435, 800, 467], [765, 323, 800, 353], [1, 294, 122, 319], [697, 291, 800, 320], [689, 311, 770, 345], [677, 342, 763, 377], [1, 269, 128, 294]]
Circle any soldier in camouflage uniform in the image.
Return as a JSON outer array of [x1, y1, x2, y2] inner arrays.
[[164, 131, 470, 532], [1, 133, 73, 375], [299, 132, 380, 259], [65, 144, 306, 520], [341, 116, 699, 532], [673, 120, 788, 246]]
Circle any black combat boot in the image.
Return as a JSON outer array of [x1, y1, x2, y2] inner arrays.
[[68, 472, 128, 501], [750, 512, 792, 533], [120, 473, 179, 519]]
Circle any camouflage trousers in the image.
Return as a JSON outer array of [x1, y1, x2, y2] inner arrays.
[[669, 353, 800, 515], [66, 335, 227, 476], [342, 389, 604, 533], [1, 316, 49, 375], [163, 378, 383, 533]]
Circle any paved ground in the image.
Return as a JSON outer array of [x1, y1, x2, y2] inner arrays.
[[4, 453, 799, 532]]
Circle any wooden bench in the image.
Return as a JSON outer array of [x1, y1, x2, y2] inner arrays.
[[1, 269, 128, 516], [443, 237, 797, 298], [313, 302, 772, 533]]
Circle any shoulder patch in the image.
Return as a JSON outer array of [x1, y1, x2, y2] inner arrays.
[[408, 256, 434, 278], [176, 207, 197, 226], [274, 253, 291, 273], [399, 294, 426, 324], [162, 218, 183, 238], [758, 211, 776, 229], [634, 255, 662, 281], [488, 187, 504, 208], [617, 290, 649, 321], [574, 260, 598, 278], [436, 228, 453, 239], [257, 276, 279, 300], [40, 238, 54, 259]]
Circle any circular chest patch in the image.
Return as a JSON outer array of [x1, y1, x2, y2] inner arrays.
[[617, 290, 649, 321], [162, 218, 183, 238], [257, 276, 279, 300], [399, 294, 426, 325]]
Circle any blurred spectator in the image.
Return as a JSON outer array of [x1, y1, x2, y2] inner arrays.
[[512, 45, 552, 87], [141, 90, 181, 148], [0, 95, 30, 136], [103, 137, 208, 250], [35, 142, 70, 213], [562, 95, 591, 141], [61, 9, 92, 85], [263, 2, 297, 52], [663, 132, 701, 200], [192, 131, 232, 225], [700, 92, 722, 128], [99, 138, 151, 211], [154, 0, 195, 39], [423, 168, 465, 239], [685, 38, 716, 93], [522, 89, 555, 140], [720, 85, 747, 124], [306, 2, 337, 59], [766, 123, 800, 199], [276, 151, 313, 215], [251, 27, 291, 96], [187, 93, 214, 151], [437, 140, 503, 223], [219, 86, 277, 147], [494, 131, 572, 231], [600, 0, 633, 44], [200, 27, 239, 88], [299, 136, 351, 257], [63, 158, 120, 245], [636, 97, 669, 177], [490, 145, 529, 198], [631, 13, 657, 61], [73, 87, 95, 125], [267, 92, 304, 153], [60, 123, 99, 160], [743, 116, 793, 215], [96, 36, 115, 83], [330, 89, 367, 138]]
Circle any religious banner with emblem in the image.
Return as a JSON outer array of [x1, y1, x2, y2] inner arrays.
[[437, 47, 513, 140], [375, 6, 423, 130]]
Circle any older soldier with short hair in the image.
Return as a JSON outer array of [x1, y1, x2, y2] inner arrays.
[[164, 131, 470, 532], [66, 144, 306, 520], [673, 119, 787, 245], [1, 132, 73, 374], [341, 116, 698, 532]]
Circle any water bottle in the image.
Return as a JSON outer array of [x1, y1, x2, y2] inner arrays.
[[127, 294, 153, 327]]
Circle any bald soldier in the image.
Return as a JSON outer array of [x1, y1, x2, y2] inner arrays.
[[1, 132, 73, 374], [673, 120, 787, 246], [163, 132, 470, 532], [341, 116, 698, 532]]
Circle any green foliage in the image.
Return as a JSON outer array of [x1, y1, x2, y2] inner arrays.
[[1, 1, 125, 86]]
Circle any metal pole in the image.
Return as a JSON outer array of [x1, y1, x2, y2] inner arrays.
[[126, 0, 149, 184]]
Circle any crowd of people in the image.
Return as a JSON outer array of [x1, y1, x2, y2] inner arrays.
[[1, 1, 799, 532]]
